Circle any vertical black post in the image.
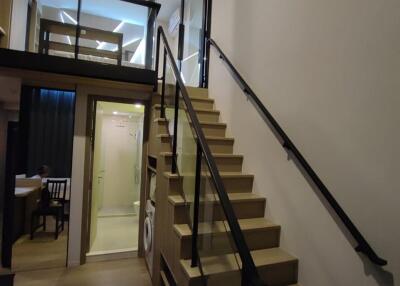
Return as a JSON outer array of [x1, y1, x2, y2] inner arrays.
[[154, 29, 161, 92], [160, 48, 167, 119], [74, 0, 82, 60], [38, 25, 45, 54], [44, 31, 50, 55], [202, 0, 212, 88], [117, 35, 123, 66], [198, 0, 207, 87], [178, 0, 185, 70], [241, 269, 248, 286], [145, 7, 157, 69], [191, 141, 202, 267], [1, 122, 19, 268], [171, 82, 180, 174]]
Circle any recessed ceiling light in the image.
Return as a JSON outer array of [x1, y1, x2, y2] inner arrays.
[[62, 11, 78, 25], [123, 38, 141, 48], [113, 21, 125, 33]]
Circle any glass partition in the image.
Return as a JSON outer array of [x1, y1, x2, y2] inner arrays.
[[78, 0, 149, 68], [37, 0, 79, 58], [157, 24, 261, 284], [5, 0, 157, 69], [163, 54, 198, 218], [160, 51, 243, 282], [181, 0, 204, 87], [196, 155, 242, 282]]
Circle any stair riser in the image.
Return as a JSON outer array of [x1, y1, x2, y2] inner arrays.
[[154, 107, 220, 123], [207, 140, 234, 154], [156, 85, 209, 99], [153, 95, 214, 110], [197, 124, 226, 137], [191, 100, 214, 110], [185, 260, 298, 286], [213, 157, 243, 172], [160, 137, 234, 155], [163, 155, 243, 173], [173, 200, 265, 224], [258, 261, 298, 286], [196, 112, 220, 123], [178, 228, 281, 259], [167, 175, 253, 194], [187, 87, 209, 99], [157, 121, 226, 138], [204, 176, 253, 193], [159, 136, 173, 153]]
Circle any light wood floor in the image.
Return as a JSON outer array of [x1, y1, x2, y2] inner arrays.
[[12, 221, 68, 272], [14, 258, 152, 286]]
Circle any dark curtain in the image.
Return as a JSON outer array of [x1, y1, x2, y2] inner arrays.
[[19, 87, 75, 178]]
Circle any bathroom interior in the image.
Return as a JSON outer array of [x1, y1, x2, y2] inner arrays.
[[87, 101, 144, 256]]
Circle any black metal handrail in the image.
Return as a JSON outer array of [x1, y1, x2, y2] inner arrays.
[[207, 38, 387, 267], [155, 26, 264, 285]]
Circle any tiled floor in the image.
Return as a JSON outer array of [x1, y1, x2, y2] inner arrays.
[[89, 215, 139, 254], [14, 258, 152, 286]]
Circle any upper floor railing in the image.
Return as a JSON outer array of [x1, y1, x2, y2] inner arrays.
[[0, 0, 160, 70]]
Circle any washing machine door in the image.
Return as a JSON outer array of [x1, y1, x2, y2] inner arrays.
[[144, 216, 152, 253]]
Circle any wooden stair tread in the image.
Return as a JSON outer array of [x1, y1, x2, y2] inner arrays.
[[164, 171, 253, 180], [154, 104, 220, 114], [180, 248, 297, 278], [157, 134, 234, 142], [168, 193, 265, 206], [158, 82, 208, 94], [174, 218, 279, 238], [159, 152, 243, 160], [154, 117, 226, 128], [156, 92, 213, 102]]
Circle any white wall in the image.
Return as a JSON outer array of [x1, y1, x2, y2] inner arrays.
[[208, 1, 399, 285], [10, 0, 29, 50], [98, 114, 140, 210], [68, 87, 87, 266]]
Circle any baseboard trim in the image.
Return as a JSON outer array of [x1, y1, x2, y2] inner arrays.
[[86, 249, 138, 263]]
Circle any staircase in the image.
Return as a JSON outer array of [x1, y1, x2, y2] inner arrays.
[[151, 86, 299, 286]]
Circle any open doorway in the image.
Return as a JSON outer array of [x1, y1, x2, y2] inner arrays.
[[86, 101, 145, 258], [8, 86, 75, 272]]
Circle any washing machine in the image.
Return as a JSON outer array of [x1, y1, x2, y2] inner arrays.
[[144, 200, 155, 277]]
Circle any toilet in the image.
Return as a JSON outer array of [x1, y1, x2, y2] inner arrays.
[[133, 201, 140, 215]]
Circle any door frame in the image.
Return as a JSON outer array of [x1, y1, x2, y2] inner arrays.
[[81, 95, 150, 263], [1, 122, 19, 268]]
